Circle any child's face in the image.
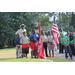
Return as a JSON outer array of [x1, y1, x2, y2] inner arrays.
[[17, 34, 20, 37], [48, 32, 51, 35], [23, 32, 26, 36], [61, 33, 64, 37]]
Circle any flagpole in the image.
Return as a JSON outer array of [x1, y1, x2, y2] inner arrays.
[[59, 12, 61, 28]]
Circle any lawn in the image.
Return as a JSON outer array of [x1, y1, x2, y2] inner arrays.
[[0, 48, 75, 62]]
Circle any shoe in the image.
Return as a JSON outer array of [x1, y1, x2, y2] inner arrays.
[[26, 57, 28, 58], [19, 57, 21, 58], [49, 55, 51, 58], [17, 57, 18, 59], [55, 50, 57, 51], [35, 56, 36, 58], [52, 55, 54, 58], [71, 57, 73, 60], [46, 55, 48, 57], [31, 57, 33, 58], [23, 57, 25, 58]]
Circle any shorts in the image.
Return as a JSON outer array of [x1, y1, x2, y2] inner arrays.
[[22, 49, 29, 54], [30, 42, 37, 50], [22, 44, 29, 49], [22, 44, 29, 54]]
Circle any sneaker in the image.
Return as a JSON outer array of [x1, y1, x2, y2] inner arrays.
[[49, 55, 51, 58], [52, 55, 54, 58], [26, 57, 28, 58], [23, 57, 25, 58], [17, 57, 18, 59], [19, 57, 21, 58], [71, 57, 73, 60], [31, 56, 33, 58], [63, 53, 65, 54]]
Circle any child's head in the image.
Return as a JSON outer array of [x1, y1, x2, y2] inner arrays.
[[70, 32, 73, 36], [41, 30, 45, 35], [61, 33, 64, 37], [23, 31, 26, 36], [17, 33, 20, 37], [48, 31, 51, 35]]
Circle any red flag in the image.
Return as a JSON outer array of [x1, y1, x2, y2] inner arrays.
[[37, 22, 45, 59], [52, 16, 60, 48]]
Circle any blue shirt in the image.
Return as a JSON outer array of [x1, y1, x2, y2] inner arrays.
[[15, 37, 21, 45], [30, 33, 39, 43]]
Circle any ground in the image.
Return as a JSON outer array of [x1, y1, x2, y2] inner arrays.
[[0, 48, 75, 62]]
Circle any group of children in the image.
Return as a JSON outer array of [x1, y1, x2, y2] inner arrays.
[[14, 24, 54, 59], [59, 28, 75, 60], [14, 24, 75, 60]]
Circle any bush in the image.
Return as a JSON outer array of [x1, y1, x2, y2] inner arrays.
[[63, 27, 75, 32]]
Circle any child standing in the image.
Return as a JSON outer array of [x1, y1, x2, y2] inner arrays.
[[20, 31, 29, 58], [15, 33, 21, 59], [61, 33, 73, 60], [48, 31, 54, 58]]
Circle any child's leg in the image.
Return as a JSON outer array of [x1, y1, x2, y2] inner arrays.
[[23, 53, 24, 58], [49, 50, 51, 57], [31, 50, 33, 58], [52, 50, 54, 57], [34, 50, 36, 58], [16, 46, 18, 58]]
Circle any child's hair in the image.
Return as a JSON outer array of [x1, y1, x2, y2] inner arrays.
[[48, 31, 51, 33], [23, 31, 26, 34]]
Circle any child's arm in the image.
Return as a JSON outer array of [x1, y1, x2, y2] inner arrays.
[[20, 38, 23, 45]]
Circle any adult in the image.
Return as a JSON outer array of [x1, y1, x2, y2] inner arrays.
[[15, 24, 26, 58], [30, 29, 39, 58], [41, 30, 48, 57], [59, 28, 67, 54], [15, 24, 26, 38]]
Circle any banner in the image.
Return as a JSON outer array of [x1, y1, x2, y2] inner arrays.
[[37, 23, 45, 59]]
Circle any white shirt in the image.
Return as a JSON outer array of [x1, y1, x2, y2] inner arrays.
[[15, 28, 26, 37]]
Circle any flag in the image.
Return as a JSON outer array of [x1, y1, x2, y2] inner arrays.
[[37, 22, 45, 59], [52, 16, 60, 48]]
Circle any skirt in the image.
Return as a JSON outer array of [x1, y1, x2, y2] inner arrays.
[[48, 43, 54, 50]]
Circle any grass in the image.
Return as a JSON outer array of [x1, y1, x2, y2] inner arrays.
[[0, 48, 75, 62], [0, 48, 49, 62]]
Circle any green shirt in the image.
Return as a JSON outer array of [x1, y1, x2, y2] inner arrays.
[[59, 31, 67, 43], [74, 34, 75, 37], [61, 36, 69, 45], [70, 40, 74, 44]]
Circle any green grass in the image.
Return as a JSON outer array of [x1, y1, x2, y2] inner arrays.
[[0, 48, 49, 62], [47, 57, 74, 62], [0, 48, 75, 62]]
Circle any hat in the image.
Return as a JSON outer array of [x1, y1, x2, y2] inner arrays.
[[20, 24, 26, 28]]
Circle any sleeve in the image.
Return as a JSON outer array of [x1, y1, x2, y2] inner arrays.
[[14, 39, 16, 43], [20, 38, 23, 44], [28, 37, 30, 44], [30, 35, 33, 40], [15, 29, 20, 34], [46, 35, 48, 41]]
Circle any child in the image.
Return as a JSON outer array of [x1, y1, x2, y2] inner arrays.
[[61, 33, 73, 60], [20, 31, 29, 58], [41, 30, 48, 57], [30, 29, 39, 58], [48, 31, 54, 58], [15, 33, 21, 59]]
